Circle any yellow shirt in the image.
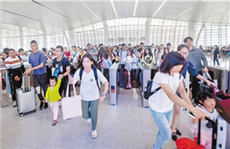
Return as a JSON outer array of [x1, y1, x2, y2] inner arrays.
[[45, 78, 62, 103]]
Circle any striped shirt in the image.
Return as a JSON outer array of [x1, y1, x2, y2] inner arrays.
[[5, 56, 21, 70]]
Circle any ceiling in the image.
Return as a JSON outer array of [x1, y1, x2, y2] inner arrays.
[[0, 0, 229, 38]]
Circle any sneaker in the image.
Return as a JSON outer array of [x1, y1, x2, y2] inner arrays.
[[39, 101, 44, 110], [91, 129, 97, 139], [87, 118, 91, 124], [44, 102, 48, 109], [13, 101, 17, 107]]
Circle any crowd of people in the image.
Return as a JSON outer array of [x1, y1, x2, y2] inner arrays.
[[0, 36, 225, 148]]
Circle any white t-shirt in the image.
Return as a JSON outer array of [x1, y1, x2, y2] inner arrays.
[[73, 69, 107, 101], [148, 72, 183, 112], [194, 105, 219, 140]]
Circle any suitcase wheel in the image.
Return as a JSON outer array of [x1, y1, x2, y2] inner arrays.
[[20, 113, 24, 117]]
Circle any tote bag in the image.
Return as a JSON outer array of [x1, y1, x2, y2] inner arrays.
[[62, 82, 82, 120]]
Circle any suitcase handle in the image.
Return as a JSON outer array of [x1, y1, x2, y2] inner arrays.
[[22, 75, 31, 93], [197, 116, 216, 148]]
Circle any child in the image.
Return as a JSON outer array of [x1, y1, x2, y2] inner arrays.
[[193, 91, 219, 149], [69, 54, 109, 139], [45, 76, 62, 126]]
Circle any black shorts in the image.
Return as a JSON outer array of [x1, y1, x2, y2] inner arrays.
[[33, 73, 47, 88]]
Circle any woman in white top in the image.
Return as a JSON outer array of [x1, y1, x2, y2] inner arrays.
[[149, 52, 206, 149], [123, 48, 134, 89], [69, 54, 109, 139]]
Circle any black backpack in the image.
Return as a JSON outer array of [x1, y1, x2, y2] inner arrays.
[[79, 66, 100, 90], [144, 80, 161, 100], [144, 74, 182, 99]]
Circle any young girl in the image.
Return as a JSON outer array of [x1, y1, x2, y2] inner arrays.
[[124, 48, 134, 89], [45, 76, 62, 126], [171, 44, 215, 141], [148, 52, 206, 149], [69, 54, 109, 139], [141, 47, 155, 68], [193, 91, 218, 149]]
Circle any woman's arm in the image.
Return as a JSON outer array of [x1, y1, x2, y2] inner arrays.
[[196, 74, 215, 86], [160, 83, 206, 119], [177, 81, 193, 105]]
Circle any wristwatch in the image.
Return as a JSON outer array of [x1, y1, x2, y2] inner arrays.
[[102, 92, 107, 96]]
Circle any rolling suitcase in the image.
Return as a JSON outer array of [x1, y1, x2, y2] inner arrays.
[[16, 76, 36, 117]]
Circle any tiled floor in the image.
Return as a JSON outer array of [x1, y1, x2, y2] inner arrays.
[[0, 88, 229, 149]]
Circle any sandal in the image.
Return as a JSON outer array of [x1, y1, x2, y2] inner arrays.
[[52, 120, 57, 126], [176, 128, 182, 136], [172, 132, 177, 141]]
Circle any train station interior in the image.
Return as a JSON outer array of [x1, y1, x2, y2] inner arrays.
[[0, 0, 230, 149]]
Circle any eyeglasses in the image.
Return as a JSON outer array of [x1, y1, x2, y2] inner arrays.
[[55, 50, 62, 53], [180, 52, 189, 56]]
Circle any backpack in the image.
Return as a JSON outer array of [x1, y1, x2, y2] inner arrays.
[[144, 74, 182, 100], [144, 80, 161, 100], [79, 66, 100, 90]]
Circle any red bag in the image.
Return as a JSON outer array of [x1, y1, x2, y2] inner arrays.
[[176, 138, 205, 149], [1, 77, 6, 90]]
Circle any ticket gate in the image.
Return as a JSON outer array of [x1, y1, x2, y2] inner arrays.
[[139, 62, 158, 108], [109, 63, 120, 106], [0, 66, 10, 107], [208, 66, 229, 93], [118, 63, 140, 89]]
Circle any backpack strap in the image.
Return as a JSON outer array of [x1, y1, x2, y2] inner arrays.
[[79, 67, 100, 91], [150, 87, 161, 96], [93, 67, 100, 90]]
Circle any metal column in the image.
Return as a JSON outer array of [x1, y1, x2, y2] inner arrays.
[[109, 63, 120, 106], [139, 62, 152, 108]]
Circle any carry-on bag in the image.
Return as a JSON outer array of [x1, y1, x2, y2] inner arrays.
[[16, 76, 36, 117], [62, 82, 82, 120]]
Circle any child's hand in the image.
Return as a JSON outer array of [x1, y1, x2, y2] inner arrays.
[[45, 99, 48, 103], [59, 74, 64, 79]]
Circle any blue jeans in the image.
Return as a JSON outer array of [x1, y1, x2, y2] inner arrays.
[[150, 108, 173, 149], [3, 73, 11, 94]]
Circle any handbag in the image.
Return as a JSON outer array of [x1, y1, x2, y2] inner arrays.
[[53, 57, 64, 78], [1, 77, 6, 90], [62, 81, 82, 120]]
